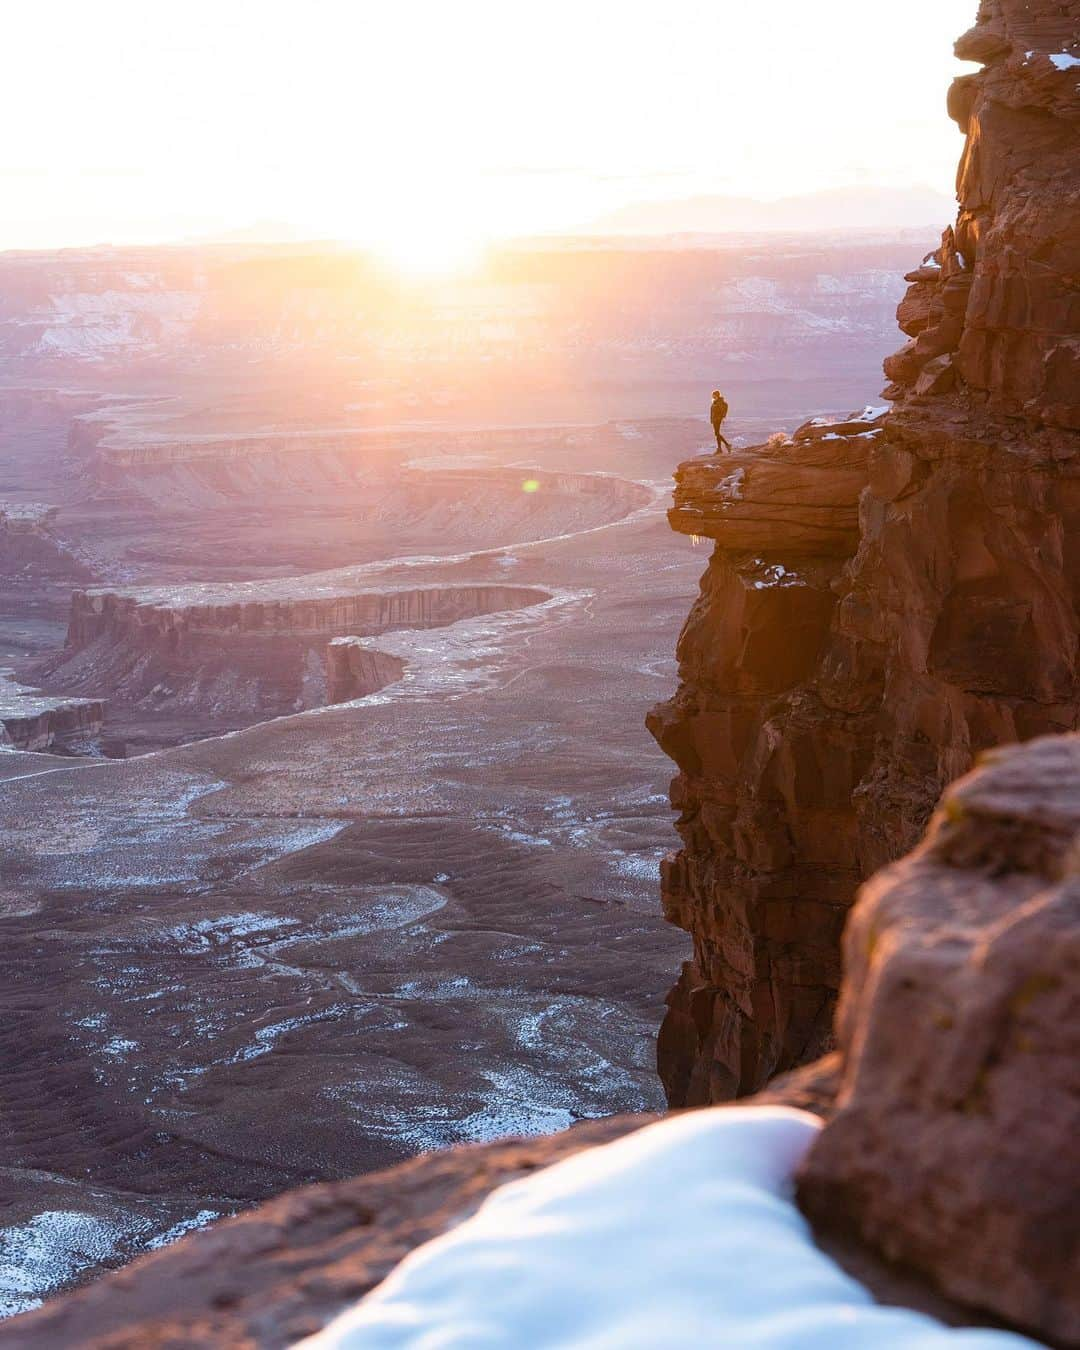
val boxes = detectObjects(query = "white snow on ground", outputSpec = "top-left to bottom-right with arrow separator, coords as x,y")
299,1107 -> 1044,1350
145,1209 -> 221,1251
0,1211 -> 127,1318
715,466 -> 745,501
753,563 -> 800,590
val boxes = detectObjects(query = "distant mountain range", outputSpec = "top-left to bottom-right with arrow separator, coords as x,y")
588,185 -> 954,235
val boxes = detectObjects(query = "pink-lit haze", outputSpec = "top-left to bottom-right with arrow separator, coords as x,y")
4,0 -> 977,268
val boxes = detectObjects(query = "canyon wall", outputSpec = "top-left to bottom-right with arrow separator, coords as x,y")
64,582 -> 551,651
325,638 -> 406,704
0,671 -> 104,752
0,502 -> 91,581
36,583 -> 551,727
648,0 -> 1080,1103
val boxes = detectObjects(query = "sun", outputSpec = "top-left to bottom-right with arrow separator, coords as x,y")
371,219 -> 490,278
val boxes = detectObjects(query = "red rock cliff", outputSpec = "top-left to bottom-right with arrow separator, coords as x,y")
648,0 -> 1080,1104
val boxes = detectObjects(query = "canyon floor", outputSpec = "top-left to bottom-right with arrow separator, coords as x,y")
1,406 -> 712,1313
0,234 -> 917,1314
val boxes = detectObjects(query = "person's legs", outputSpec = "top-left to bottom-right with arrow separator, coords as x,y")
713,425 -> 723,451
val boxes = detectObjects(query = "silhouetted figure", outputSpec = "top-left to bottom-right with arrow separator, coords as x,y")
710,390 -> 732,452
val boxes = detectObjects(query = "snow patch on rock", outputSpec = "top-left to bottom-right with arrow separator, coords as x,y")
299,1107 -> 1043,1349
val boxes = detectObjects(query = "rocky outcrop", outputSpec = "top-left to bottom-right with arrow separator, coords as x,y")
0,1067 -> 836,1349
0,1120 -> 647,1349
884,2 -> 1080,427
0,503 -> 92,581
325,638 -> 406,704
647,0 -> 1080,1104
0,670 -> 104,752
645,413 -> 883,1102
667,407 -> 883,553
35,583 -> 551,730
798,735 -> 1080,1345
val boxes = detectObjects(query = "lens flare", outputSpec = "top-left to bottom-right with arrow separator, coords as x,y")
521,479 -> 541,493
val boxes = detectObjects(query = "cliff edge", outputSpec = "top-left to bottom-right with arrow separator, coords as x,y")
647,0 -> 1080,1103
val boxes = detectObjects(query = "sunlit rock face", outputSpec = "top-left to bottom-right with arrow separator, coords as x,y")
798,735 -> 1080,1346
648,0 -> 1080,1104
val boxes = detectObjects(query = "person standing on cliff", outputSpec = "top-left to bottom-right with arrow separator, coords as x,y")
710,390 -> 732,452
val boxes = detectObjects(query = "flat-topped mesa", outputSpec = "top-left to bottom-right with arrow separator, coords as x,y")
38,582 -> 552,734
65,583 -> 551,651
0,671 -> 104,752
649,0 -> 1079,1108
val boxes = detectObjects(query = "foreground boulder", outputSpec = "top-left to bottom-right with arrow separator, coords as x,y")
798,735 -> 1080,1345
647,0 -> 1080,1104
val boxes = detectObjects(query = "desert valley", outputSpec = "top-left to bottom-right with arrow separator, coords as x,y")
0,0 -> 1077,1345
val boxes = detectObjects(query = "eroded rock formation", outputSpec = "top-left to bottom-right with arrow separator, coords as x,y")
33,583 -> 551,731
0,503 -> 92,581
798,735 -> 1080,1344
0,670 -> 105,752
648,0 -> 1080,1103
326,638 -> 406,704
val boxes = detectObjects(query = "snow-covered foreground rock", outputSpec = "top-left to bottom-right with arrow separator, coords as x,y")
300,1106 -> 1042,1350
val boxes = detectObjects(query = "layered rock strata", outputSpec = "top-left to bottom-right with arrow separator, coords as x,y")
64,582 -> 551,651
0,671 -> 104,752
648,0 -> 1080,1104
325,639 -> 406,704
36,583 -> 551,723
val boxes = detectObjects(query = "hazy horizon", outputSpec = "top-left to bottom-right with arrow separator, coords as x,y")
5,0 -> 976,269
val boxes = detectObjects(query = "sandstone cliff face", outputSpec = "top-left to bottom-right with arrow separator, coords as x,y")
0,671 -> 104,751
648,0 -> 1080,1103
799,735 -> 1079,1344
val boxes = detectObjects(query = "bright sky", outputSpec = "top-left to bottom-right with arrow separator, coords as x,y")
3,0 -> 977,266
